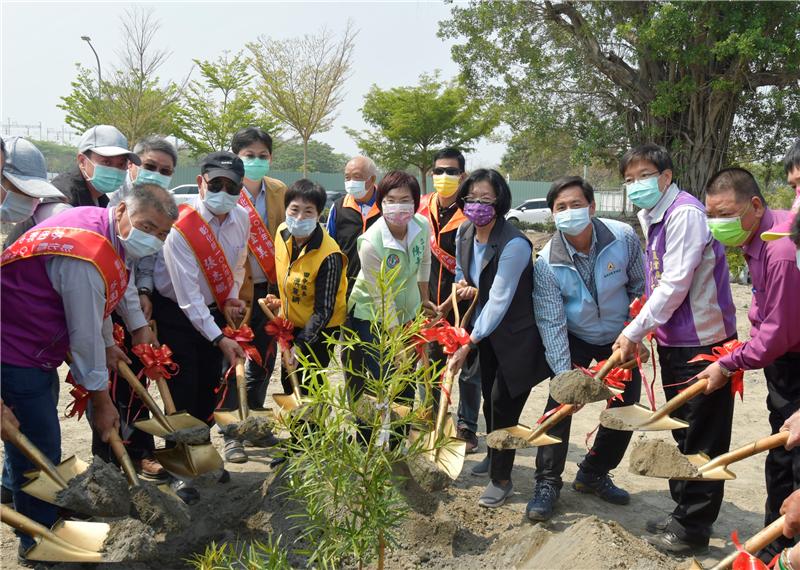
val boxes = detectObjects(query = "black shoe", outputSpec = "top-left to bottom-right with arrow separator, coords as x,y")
572,470 -> 630,505
646,531 -> 709,555
526,480 -> 561,521
1,485 -> 13,505
456,427 -> 479,454
646,514 -> 672,534
170,479 -> 200,505
217,469 -> 231,484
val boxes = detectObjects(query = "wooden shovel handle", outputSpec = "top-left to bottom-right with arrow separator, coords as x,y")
257,298 -> 303,400
711,515 -> 785,570
107,432 -> 140,488
117,362 -> 173,431
234,358 -> 250,418
1,504 -> 63,544
701,432 -> 789,474
450,284 -> 479,329
593,350 -> 624,382
651,378 -> 708,421
4,423 -> 68,488
529,404 -> 576,441
145,321 -> 177,415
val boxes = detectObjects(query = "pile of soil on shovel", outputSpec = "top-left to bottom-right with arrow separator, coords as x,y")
600,409 -> 633,431
407,454 -> 451,492
486,428 -> 533,450
629,439 -> 700,479
220,416 -> 273,441
131,483 -> 191,532
164,425 -> 210,445
55,457 -> 130,517
102,518 -> 158,562
550,369 -> 611,404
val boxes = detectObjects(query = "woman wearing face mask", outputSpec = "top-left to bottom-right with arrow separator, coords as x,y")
447,168 -> 552,509
263,179 -> 347,396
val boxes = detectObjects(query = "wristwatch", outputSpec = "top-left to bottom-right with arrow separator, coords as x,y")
137,287 -> 152,297
718,363 -> 735,378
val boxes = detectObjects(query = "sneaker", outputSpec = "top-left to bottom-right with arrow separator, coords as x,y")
170,479 -> 200,505
457,427 -> 479,454
135,456 -> 167,481
223,439 -> 248,464
646,514 -> 673,534
572,470 -> 630,505
478,480 -> 514,508
646,531 -> 709,555
470,454 -> 490,476
1,485 -> 13,505
526,480 -> 560,521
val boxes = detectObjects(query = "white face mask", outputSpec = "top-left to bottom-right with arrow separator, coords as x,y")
203,187 -> 240,215
345,179 -> 368,199
118,208 -> 164,259
0,186 -> 38,223
382,203 -> 415,226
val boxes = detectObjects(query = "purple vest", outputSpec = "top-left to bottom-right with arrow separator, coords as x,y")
1,207 -> 126,370
645,191 -> 736,347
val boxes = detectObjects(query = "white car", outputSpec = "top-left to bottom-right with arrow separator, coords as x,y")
505,198 -> 552,225
170,184 -> 198,207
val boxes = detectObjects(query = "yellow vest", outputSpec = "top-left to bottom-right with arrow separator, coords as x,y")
275,223 -> 348,329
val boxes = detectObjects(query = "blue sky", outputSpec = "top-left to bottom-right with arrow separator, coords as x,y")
1,0 -> 506,169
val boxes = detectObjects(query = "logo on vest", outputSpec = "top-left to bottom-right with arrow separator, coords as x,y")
386,253 -> 400,269
604,261 -> 621,278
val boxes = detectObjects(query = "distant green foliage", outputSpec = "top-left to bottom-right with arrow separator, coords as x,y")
271,139 -> 349,173
30,140 -> 78,174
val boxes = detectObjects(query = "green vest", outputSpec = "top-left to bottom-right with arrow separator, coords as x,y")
349,214 -> 428,324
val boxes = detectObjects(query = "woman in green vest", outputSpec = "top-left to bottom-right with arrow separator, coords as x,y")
264,179 -> 348,396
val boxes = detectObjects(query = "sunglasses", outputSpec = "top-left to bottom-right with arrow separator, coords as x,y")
464,197 -> 496,205
432,167 -> 462,176
207,178 -> 241,196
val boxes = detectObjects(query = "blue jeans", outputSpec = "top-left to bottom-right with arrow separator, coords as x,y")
1,364 -> 61,549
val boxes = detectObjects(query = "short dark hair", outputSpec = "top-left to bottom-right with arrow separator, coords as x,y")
619,143 -> 674,177
133,135 -> 177,167
783,139 -> 800,176
705,167 -> 766,203
231,127 -> 273,155
546,176 -> 595,211
284,178 -> 326,213
376,170 -> 421,212
456,168 -> 513,218
433,147 -> 465,172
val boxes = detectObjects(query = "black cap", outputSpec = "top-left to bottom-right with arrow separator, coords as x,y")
200,151 -> 245,185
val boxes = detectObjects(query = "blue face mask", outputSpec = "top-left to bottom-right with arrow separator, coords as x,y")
118,208 -> 165,259
135,168 -> 172,190
285,214 -> 318,238
86,162 -> 127,194
626,176 -> 662,209
242,157 -> 270,181
554,206 -> 591,236
203,187 -> 241,215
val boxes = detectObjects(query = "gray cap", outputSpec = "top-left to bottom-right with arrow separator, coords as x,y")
2,137 -> 65,199
78,125 -> 141,165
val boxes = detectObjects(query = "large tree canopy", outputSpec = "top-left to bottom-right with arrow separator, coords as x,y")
441,1 -> 800,195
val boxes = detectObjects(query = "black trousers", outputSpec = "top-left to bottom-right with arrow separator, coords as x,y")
535,334 -> 642,487
659,337 -> 736,544
152,292 -> 226,426
90,314 -> 155,462
760,352 -> 800,560
478,338 -> 532,482
279,327 -> 337,396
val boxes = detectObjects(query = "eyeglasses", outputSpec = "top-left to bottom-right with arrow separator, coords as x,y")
432,167 -> 462,176
464,197 -> 496,205
624,171 -> 659,184
207,178 -> 241,196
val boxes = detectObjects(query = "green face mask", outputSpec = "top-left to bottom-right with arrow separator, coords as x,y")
242,157 -> 270,180
707,203 -> 754,246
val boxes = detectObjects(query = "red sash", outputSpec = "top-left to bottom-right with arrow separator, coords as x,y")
172,205 -> 235,308
419,193 -> 464,275
238,191 -> 277,283
1,227 -> 128,317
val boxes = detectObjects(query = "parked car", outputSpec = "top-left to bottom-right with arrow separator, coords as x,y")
170,184 -> 198,207
325,191 -> 344,208
505,198 -> 552,225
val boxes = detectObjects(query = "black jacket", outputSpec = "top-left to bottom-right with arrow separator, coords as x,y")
51,166 -> 108,208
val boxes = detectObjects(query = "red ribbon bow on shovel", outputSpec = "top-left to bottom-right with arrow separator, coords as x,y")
730,530 -> 776,569
132,344 -> 180,380
418,320 -> 471,355
222,324 -> 263,366
687,339 -> 745,400
64,372 -> 91,420
264,317 -> 295,352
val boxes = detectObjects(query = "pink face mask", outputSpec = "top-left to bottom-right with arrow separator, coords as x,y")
382,203 -> 415,226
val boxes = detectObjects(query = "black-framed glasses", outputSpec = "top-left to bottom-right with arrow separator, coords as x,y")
432,167 -> 462,176
464,197 -> 496,205
207,178 -> 241,196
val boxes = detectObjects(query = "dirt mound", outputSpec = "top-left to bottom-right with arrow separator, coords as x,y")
55,457 -> 130,517
219,416 -> 274,441
629,439 -> 700,479
131,483 -> 191,532
550,369 -> 613,404
486,429 -> 532,449
164,425 -> 210,445
102,518 -> 158,562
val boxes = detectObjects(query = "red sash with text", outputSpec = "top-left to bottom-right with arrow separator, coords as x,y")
1,227 -> 128,317
238,191 -> 277,283
173,205 -> 234,308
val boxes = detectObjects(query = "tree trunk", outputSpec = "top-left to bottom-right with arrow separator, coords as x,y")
302,137 -> 309,177
419,167 -> 427,194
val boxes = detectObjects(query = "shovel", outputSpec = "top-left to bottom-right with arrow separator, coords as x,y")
213,357 -> 275,426
4,423 -> 88,505
599,378 -> 707,431
117,362 -> 223,479
1,505 -> 108,563
487,404 -> 577,449
692,515 -> 785,570
550,349 -> 627,405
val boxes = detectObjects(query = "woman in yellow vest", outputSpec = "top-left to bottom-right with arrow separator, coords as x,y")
265,179 -> 348,395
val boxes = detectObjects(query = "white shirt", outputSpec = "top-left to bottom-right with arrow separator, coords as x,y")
623,183 -> 713,343
154,195 -> 250,341
244,180 -> 269,284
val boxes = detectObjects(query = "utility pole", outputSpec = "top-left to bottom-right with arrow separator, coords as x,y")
81,36 -> 102,98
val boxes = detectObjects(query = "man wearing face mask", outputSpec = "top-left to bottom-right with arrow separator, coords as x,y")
612,144 -> 737,555
0,183 -> 176,562
528,176 -> 645,521
700,165 -> 800,562
152,152 -> 248,498
51,125 -> 139,207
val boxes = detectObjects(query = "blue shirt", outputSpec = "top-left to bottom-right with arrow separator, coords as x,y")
246,181 -> 269,283
325,193 -> 376,239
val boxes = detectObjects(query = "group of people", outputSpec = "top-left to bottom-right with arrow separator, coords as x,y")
0,122 -> 799,566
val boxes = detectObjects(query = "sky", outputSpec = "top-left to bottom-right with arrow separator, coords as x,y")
0,0 -> 506,170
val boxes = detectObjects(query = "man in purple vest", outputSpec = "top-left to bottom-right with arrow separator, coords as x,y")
612,143 -> 737,555
0,183 -> 176,562
701,164 -> 800,562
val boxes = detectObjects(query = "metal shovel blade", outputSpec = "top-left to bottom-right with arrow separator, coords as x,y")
155,443 -> 222,479
273,393 -> 303,413
20,455 -> 89,504
48,519 -> 109,552
213,409 -> 245,427
135,411 -> 208,437
418,417 -> 466,480
599,404 -> 689,431
508,424 -> 562,447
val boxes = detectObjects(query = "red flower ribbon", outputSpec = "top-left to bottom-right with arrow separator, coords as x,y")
264,317 -> 295,353
64,372 -> 90,420
418,320 -> 471,355
577,361 -> 632,392
730,530 -> 776,569
687,339 -> 745,400
113,323 -> 126,351
223,324 -> 263,366
132,344 -> 180,380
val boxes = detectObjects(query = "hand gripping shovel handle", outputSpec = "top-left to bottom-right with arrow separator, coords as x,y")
117,361 -> 173,432
234,358 -> 250,418
594,349 -> 624,382
4,423 -> 68,488
701,432 -> 789,475
650,377 -> 709,422
145,321 -> 177,415
712,515 -> 786,570
107,432 -> 141,488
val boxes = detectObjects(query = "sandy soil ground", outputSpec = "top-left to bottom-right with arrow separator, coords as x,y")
1,281 -> 775,569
